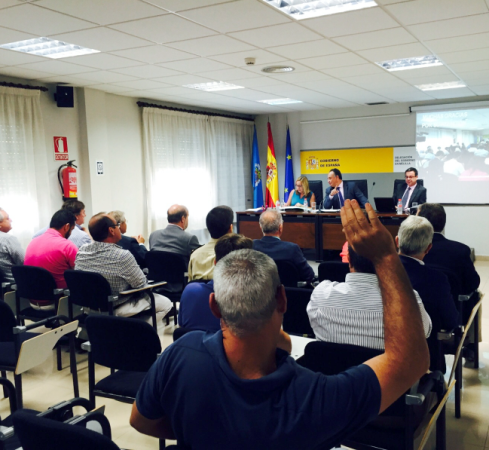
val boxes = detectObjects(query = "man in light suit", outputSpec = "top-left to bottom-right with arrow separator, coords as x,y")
149,205 -> 200,263
252,209 -> 315,282
392,167 -> 427,212
324,168 -> 368,209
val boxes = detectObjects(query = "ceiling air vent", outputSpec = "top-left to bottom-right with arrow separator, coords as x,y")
366,102 -> 389,106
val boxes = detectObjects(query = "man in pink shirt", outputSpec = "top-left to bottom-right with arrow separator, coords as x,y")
25,210 -> 78,309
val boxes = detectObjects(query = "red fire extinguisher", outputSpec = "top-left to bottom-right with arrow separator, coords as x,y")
58,160 -> 78,201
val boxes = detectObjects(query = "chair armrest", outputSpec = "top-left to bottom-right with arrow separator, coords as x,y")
64,289 -> 70,296
108,295 -> 119,303
13,314 -> 72,333
405,372 -> 442,405
119,281 -> 167,296
1,281 -> 13,290
0,426 -> 14,441
458,290 -> 476,302
54,288 -> 64,295
38,397 -> 94,419
81,341 -> 91,352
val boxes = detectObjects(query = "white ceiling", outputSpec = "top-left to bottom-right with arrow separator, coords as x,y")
1,0 -> 489,114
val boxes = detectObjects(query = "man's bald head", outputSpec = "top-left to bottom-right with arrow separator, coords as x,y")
167,204 -> 188,224
259,209 -> 283,236
89,213 -> 121,243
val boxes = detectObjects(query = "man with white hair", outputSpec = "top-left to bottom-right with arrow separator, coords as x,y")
130,200 -> 430,449
397,215 -> 459,371
253,208 -> 314,282
0,208 -> 24,283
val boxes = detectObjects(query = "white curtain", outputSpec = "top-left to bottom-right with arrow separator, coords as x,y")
142,108 -> 253,239
0,87 -> 50,248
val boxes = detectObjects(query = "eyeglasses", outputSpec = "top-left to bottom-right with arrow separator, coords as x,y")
109,222 -> 120,229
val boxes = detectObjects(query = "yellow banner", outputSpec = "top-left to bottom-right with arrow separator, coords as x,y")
301,148 -> 394,174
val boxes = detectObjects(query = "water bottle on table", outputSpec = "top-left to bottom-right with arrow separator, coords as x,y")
396,199 -> 403,215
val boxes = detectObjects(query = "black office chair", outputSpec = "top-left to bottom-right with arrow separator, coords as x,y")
11,265 -> 64,325
275,260 -> 300,288
298,341 -> 451,450
308,180 -> 323,207
0,377 -> 19,450
13,410 -> 118,450
145,251 -> 187,324
173,326 -> 194,342
0,301 -> 79,408
318,261 -> 350,283
64,269 -> 160,331
348,179 -> 368,200
283,287 -> 315,338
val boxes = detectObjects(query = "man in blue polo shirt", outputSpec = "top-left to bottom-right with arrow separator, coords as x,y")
130,200 -> 430,450
178,233 -> 253,332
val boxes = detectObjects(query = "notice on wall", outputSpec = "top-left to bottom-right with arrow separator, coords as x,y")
54,136 -> 68,161
96,161 -> 104,175
300,146 -> 417,174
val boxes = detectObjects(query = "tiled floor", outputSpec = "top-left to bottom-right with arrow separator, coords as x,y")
1,261 -> 488,449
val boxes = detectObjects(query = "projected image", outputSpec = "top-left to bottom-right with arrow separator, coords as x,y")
416,108 -> 489,203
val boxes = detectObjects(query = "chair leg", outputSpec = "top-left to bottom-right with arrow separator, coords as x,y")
14,374 -> 22,410
159,438 -> 166,449
474,310 -> 480,369
174,302 -> 177,325
455,357 -> 462,418
1,371 -> 7,398
56,346 -> 63,371
88,355 -> 96,407
69,334 -> 79,398
436,404 -> 447,450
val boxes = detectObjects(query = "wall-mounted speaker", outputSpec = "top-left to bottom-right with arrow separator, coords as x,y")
55,86 -> 74,108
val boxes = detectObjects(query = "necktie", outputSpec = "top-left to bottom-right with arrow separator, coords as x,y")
337,187 -> 344,207
401,187 -> 410,210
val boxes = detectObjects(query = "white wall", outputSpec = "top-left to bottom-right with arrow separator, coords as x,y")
257,101 -> 489,257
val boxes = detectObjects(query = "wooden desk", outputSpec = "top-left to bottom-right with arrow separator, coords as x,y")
236,210 -> 408,261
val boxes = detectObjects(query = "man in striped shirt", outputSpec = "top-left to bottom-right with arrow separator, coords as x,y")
307,245 -> 432,350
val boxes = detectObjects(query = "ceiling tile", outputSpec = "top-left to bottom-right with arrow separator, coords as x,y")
69,70 -> 138,83
428,87 -> 476,99
150,86 -> 215,96
110,14 -> 217,44
158,58 -> 232,73
90,84 -> 136,93
0,48 -> 46,65
299,53 -> 367,70
0,26 -> 36,46
0,0 -> 19,8
210,49 -> 285,67
229,23 -> 323,48
233,77 -> 289,88
357,42 -> 432,62
375,86 -> 434,102
345,73 -> 411,89
142,0 -> 234,12
407,13 -> 489,40
397,72 -> 460,85
150,74 -> 215,86
38,74 -> 102,86
268,39 -> 346,60
267,70 -> 331,84
390,64 -> 455,79
439,47 -> 489,64
302,7 -> 400,38
63,53 -> 144,70
49,27 -> 152,52
198,67 -> 260,81
426,32 -> 489,53
214,88 -> 280,101
333,27 -> 417,51
179,0 -> 290,33
110,45 -> 195,64
451,60 -> 489,73
242,60 -> 311,75
470,84 -> 489,95
113,79 -> 172,90
321,63 -> 385,78
166,35 -> 256,57
15,60 -> 95,76
385,0 -> 488,26
40,0 -> 167,25
0,4 -> 96,35
0,66 -> 55,79
111,65 -> 184,78
376,0 -> 413,4
455,69 -> 489,84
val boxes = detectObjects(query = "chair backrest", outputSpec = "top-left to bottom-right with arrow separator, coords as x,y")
283,287 -> 315,338
0,301 -> 16,342
64,270 -> 113,311
85,315 -> 161,371
348,179 -> 368,200
275,260 -> 300,288
299,340 -> 382,375
318,261 -> 350,283
13,410 -> 120,450
425,264 -> 461,310
11,265 -> 57,301
393,178 -> 424,197
173,326 -> 194,342
145,251 -> 187,284
308,180 -> 323,207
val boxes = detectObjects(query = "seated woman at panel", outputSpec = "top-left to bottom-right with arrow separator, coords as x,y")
286,176 -> 316,207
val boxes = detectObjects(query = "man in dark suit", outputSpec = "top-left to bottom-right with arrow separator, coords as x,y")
417,203 -> 479,294
397,215 -> 459,372
324,168 -> 368,209
109,211 -> 147,268
149,204 -> 200,264
252,209 -> 315,282
392,167 -> 427,212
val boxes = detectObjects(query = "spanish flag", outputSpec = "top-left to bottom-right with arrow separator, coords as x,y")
265,122 -> 279,207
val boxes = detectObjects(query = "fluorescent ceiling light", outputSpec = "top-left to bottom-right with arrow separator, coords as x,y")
183,81 -> 244,92
262,0 -> 377,19
376,55 -> 442,72
258,98 -> 303,105
0,37 -> 99,59
415,81 -> 466,91
262,66 -> 295,73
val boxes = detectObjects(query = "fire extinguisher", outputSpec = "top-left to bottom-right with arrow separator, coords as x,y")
58,160 -> 78,201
